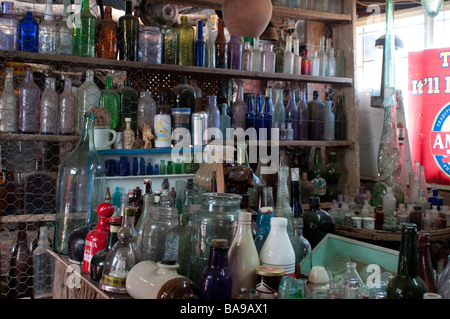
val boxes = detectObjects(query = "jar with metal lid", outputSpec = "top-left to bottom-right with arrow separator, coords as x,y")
255,265 -> 285,299
172,108 -> 191,146
138,25 -> 162,63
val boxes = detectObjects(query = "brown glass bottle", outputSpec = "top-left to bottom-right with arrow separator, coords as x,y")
375,205 -> 384,230
227,143 -> 254,210
215,17 -> 228,69
96,6 -> 117,59
0,171 -> 23,216
118,0 -> 139,61
8,223 -> 33,299
418,232 -> 437,293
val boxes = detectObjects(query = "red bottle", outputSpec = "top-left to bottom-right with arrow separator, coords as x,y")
82,203 -> 115,273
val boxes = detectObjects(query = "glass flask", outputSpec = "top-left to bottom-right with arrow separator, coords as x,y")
138,25 -> 162,63
72,0 -> 97,57
56,1 -> 73,55
215,17 -> 228,69
163,21 -> 178,64
339,262 -> 365,298
194,20 -> 206,67
231,79 -> 247,130
118,79 -> 139,131
275,166 -> 294,235
100,213 -> 142,294
18,11 -> 39,52
137,91 -> 157,132
53,113 -> 106,255
33,226 -> 54,299
285,88 -> 299,140
273,89 -> 286,129
283,35 -> 294,74
228,35 -> 243,70
290,217 -> 312,278
307,90 -> 325,140
40,77 -> 59,134
176,15 -> 194,66
261,43 -> 276,73
0,67 -> 17,132
17,67 -> 40,133
58,77 -> 76,135
0,1 -> 19,50
242,41 -> 253,71
190,193 -> 242,285
100,76 -> 120,130
205,95 -> 220,130
118,0 -> 139,61
38,0 -> 57,54
297,88 -> 308,140
96,6 -> 117,59
76,70 -> 101,134
301,197 -> 335,248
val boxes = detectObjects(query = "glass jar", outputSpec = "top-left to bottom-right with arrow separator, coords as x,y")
138,26 -> 162,64
0,1 -> 19,50
190,193 -> 242,285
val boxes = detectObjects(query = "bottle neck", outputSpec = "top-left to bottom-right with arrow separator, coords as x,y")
197,21 -> 204,40
4,69 -> 14,91
236,144 -> 247,166
237,81 -> 244,102
208,247 -> 229,268
398,225 -> 420,278
44,0 -> 53,20
107,223 -> 121,249
124,1 -> 132,15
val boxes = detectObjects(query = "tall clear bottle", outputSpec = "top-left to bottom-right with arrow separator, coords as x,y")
283,35 -> 294,74
273,88 -> 286,129
242,41 -> 253,71
58,77 -> 76,135
100,76 -> 120,130
56,0 -> 73,55
0,67 -> 17,132
118,0 -> 139,61
231,80 -> 247,130
53,113 -> 106,255
285,88 -> 299,140
176,15 -> 194,66
33,226 -> 54,299
18,11 -> 39,52
252,38 -> 261,72
205,17 -> 215,68
254,186 -> 274,253
318,36 -> 328,76
261,43 -> 276,73
38,0 -> 57,54
40,77 -> 59,135
18,67 -> 40,134
297,88 -> 309,140
76,70 -> 101,134
220,103 -> 231,141
0,1 -> 19,50
275,166 -> 294,235
328,47 -> 337,77
205,95 -> 220,130
293,38 -> 302,75
215,17 -> 228,69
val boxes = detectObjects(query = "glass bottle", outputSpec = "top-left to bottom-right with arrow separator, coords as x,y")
254,187 -> 274,254
117,0 -> 139,61
176,15 -> 194,66
72,0 -> 97,57
418,232 -> 437,293
172,76 -> 196,114
242,41 -> 253,71
263,95 -> 273,141
285,88 -> 299,140
318,36 -> 328,76
328,47 -> 337,77
297,88 -> 309,140
311,51 -> 320,76
255,94 -> 264,139
119,79 -> 139,131
53,113 -> 106,255
194,20 -> 206,67
0,67 -> 17,132
386,223 -> 428,299
228,35 -> 243,70
293,38 -> 302,75
324,152 -> 342,202
8,223 -> 33,299
260,217 -> 296,276
309,147 -> 325,181
301,197 -> 335,248
38,0 -> 57,54
96,6 -> 117,59
274,43 -> 285,73
339,261 -> 365,298
273,89 -> 286,130
137,91 -> 156,133
56,0 -> 73,55
231,80 -> 247,130
205,17 -> 215,68
215,17 -> 228,69
334,95 -> 346,140
100,213 -> 142,294
100,76 -> 120,130
220,103 -> 231,141
301,49 -> 312,75
58,77 -> 76,135
90,215 -> 122,282
336,49 -> 346,77
291,168 -> 304,217
17,67 -> 40,134
290,217 -> 312,279
0,1 -> 18,50
307,90 -> 325,140
122,117 -> 135,149
252,37 -> 261,72
76,70 -> 101,134
228,211 -> 260,299
261,43 -> 276,73
18,11 -> 39,52
300,172 -> 315,204
138,25 -> 162,63
40,77 -> 59,135
283,35 -> 294,74
245,94 -> 256,131
163,21 -> 178,65
275,166 -> 294,236
323,100 -> 335,140
200,239 -> 233,299
205,95 -> 220,131
437,254 -> 450,298
33,226 -> 54,299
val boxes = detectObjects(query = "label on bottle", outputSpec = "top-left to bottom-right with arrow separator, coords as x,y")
290,168 -> 300,182
101,273 -> 127,289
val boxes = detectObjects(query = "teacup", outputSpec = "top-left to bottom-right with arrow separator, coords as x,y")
94,126 -> 117,150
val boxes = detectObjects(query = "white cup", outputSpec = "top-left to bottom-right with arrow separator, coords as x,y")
94,126 -> 117,150
114,132 -> 123,149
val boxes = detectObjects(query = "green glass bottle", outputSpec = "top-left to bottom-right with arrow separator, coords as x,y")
323,152 -> 342,202
386,223 -> 428,299
100,76 -> 120,130
309,147 -> 326,199
118,0 -> 139,61
118,80 -> 139,132
163,20 -> 178,65
72,0 -> 97,57
176,15 -> 194,66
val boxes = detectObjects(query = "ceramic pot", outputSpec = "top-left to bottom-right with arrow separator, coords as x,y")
126,259 -> 200,299
222,0 -> 273,38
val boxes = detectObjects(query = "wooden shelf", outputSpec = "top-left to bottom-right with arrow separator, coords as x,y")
0,214 -> 55,224
105,173 -> 195,180
0,132 -> 80,143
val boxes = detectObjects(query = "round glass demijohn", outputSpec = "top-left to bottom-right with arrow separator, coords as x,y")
190,192 -> 242,284
53,112 -> 106,255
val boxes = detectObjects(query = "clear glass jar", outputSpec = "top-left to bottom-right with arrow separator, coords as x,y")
0,1 -> 19,50
190,193 -> 242,285
18,67 -> 40,133
261,43 -> 276,73
138,26 -> 162,63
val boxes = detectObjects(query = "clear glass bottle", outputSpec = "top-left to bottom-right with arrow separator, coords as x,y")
275,166 -> 294,235
17,67 -> 40,134
273,88 -> 286,130
117,0 -> 139,61
205,95 -> 220,130
328,47 -> 337,77
290,217 -> 312,279
138,26 -> 162,63
137,91 -> 156,133
261,43 -> 276,73
231,80 -> 247,130
339,262 -> 365,298
163,21 -> 178,65
0,67 -> 17,132
283,35 -> 294,74
194,20 -> 206,67
76,70 -> 101,134
53,113 -> 106,255
38,0 -> 57,54
0,1 -> 19,50
252,37 -> 261,72
285,88 -> 299,140
119,79 -> 139,132
100,76 -> 120,130
297,88 -> 308,140
176,15 -> 194,66
242,41 -> 253,71
318,36 -> 328,76
215,17 -> 228,69
18,11 -> 39,52
33,226 -> 54,299
293,38 -> 302,75
336,49 -> 346,77
40,77 -> 58,135
96,6 -> 117,59
58,77 -> 76,135
220,103 -> 231,141
56,1 -> 73,55
311,51 -> 320,76
228,35 -> 243,70
205,17 -> 215,68
323,100 -> 335,140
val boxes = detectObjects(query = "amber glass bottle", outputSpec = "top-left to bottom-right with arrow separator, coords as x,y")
215,17 -> 228,69
417,232 -> 437,293
96,6 -> 117,59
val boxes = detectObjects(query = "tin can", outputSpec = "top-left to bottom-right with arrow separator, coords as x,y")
172,108 -> 191,146
191,112 -> 208,146
154,114 -> 171,148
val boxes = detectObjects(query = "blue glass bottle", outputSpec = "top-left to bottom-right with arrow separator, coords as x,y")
18,11 -> 39,52
254,208 -> 274,254
154,164 -> 159,175
132,157 -> 138,175
112,187 -> 122,209
146,162 -> 153,175
255,94 -> 264,140
263,96 -> 273,140
194,20 -> 205,67
245,94 -> 256,131
139,157 -> 146,176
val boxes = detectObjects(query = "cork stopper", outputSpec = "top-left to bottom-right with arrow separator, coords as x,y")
211,239 -> 229,249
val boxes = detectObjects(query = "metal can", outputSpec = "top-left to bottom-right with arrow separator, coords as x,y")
154,114 -> 171,148
172,108 -> 191,146
191,112 -> 208,146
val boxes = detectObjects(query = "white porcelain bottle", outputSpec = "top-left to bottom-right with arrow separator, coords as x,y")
259,217 -> 296,276
228,211 -> 260,299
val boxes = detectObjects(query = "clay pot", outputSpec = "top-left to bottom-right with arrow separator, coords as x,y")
222,0 -> 273,38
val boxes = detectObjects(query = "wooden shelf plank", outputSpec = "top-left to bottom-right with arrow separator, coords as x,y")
0,214 -> 55,224
0,132 -> 80,143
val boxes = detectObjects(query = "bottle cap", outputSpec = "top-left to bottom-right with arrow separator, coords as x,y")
97,202 -> 115,218
211,239 -> 228,249
238,211 -> 252,222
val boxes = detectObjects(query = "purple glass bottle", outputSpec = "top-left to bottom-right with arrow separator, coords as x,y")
227,35 -> 243,70
285,88 -> 299,140
18,68 -> 40,133
200,239 -> 232,299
